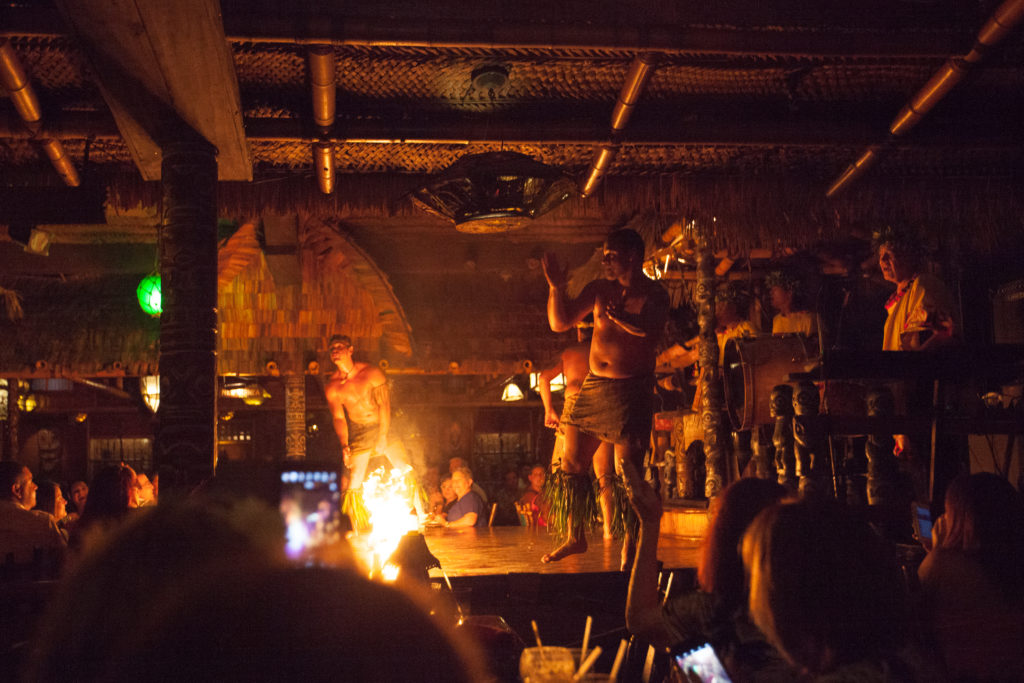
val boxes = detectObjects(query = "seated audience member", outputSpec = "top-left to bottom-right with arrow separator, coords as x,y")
65,481 -> 87,524
917,473 -> 1024,682
134,473 -> 157,507
742,499 -> 921,682
448,457 -> 488,503
67,480 -> 88,519
439,476 -> 458,516
491,469 -> 521,526
423,465 -> 443,514
32,480 -> 71,541
446,467 -> 487,528
25,501 -> 488,682
517,465 -> 549,528
0,461 -> 66,565
70,463 -> 138,551
623,466 -> 796,681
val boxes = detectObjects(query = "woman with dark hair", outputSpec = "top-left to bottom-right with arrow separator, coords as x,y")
742,499 -> 918,681
32,480 -> 70,540
624,463 -> 796,681
918,473 -> 1024,681
70,464 -> 138,550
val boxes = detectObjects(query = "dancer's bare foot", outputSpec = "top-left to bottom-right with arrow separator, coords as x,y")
542,536 -> 587,563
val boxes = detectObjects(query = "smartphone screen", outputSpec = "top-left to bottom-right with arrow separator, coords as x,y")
279,464 -> 343,561
674,643 -> 733,683
912,503 -> 932,545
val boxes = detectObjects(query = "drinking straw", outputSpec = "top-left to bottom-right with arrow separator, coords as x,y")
609,639 -> 628,681
580,615 -> 593,666
662,571 -> 675,605
531,620 -> 543,648
572,646 -> 602,681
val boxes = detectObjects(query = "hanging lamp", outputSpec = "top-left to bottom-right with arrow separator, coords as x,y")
136,273 -> 162,317
408,151 -> 578,234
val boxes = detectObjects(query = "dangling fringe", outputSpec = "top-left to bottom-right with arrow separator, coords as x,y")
597,474 -> 638,540
616,476 -> 639,538
342,489 -> 369,531
542,470 -> 599,540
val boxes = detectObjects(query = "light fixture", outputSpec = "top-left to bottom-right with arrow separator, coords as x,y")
223,379 -> 272,406
408,152 -> 578,233
74,413 -> 88,423
136,273 -> 162,317
501,379 -> 525,402
26,228 -> 52,255
528,372 -> 566,393
8,225 -> 52,256
140,375 -> 160,413
471,64 -> 509,92
243,387 -> 271,406
18,393 -> 38,412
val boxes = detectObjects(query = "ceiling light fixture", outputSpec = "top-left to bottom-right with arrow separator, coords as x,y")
137,272 -> 162,317
501,378 -> 525,402
409,152 -> 578,234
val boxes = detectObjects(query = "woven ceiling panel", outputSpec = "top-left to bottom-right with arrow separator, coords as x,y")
6,37 -> 91,91
244,140 -> 1022,178
231,44 -> 962,108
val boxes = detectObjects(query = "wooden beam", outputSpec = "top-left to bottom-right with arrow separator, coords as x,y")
0,243 -> 156,276
4,110 -> 1021,149
55,0 -> 251,181
218,13 -> 970,59
3,3 -> 975,58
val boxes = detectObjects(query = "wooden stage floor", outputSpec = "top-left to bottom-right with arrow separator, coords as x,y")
416,526 -> 701,577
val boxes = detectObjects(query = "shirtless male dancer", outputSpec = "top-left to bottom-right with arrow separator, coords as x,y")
325,334 -> 409,490
538,320 -> 617,540
542,228 -> 668,567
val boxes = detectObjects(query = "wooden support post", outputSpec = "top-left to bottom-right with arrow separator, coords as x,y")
155,138 -> 218,498
865,386 -> 899,506
696,238 -> 725,499
4,379 -> 18,461
285,374 -> 306,460
841,436 -> 867,504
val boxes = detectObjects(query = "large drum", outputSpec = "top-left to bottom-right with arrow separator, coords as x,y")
723,335 -> 818,431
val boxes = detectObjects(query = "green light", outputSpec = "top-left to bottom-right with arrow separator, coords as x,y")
136,273 -> 162,316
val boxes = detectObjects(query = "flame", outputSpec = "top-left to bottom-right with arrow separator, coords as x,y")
362,464 -> 420,579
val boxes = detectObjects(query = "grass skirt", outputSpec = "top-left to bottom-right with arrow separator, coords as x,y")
542,470 -> 636,540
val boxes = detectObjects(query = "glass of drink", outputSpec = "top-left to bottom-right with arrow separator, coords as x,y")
519,646 -> 576,682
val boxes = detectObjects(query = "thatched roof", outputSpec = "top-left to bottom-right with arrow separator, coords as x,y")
3,0 -> 1024,376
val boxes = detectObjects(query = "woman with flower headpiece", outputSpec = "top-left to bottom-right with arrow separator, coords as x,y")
874,225 -> 957,352
766,270 -> 817,338
874,224 -> 959,474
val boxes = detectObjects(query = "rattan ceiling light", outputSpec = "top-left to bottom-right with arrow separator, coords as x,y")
408,152 -> 578,233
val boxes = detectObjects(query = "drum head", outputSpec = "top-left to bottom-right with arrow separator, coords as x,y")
722,335 -> 816,431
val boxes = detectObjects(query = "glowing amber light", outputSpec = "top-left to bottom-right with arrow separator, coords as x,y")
140,375 -> 160,413
501,381 -> 524,401
362,464 -> 419,580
